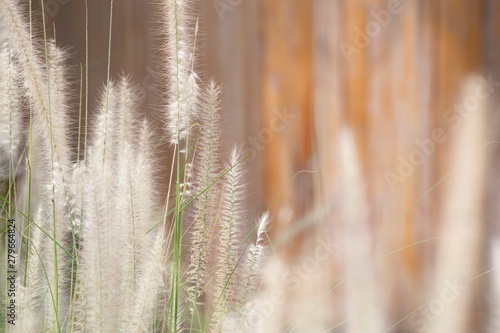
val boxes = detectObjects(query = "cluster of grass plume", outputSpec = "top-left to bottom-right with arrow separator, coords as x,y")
0,0 -> 269,332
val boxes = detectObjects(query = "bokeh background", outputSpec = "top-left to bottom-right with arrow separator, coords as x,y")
29,0 -> 500,332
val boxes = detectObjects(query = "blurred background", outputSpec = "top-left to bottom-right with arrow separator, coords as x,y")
30,0 -> 500,332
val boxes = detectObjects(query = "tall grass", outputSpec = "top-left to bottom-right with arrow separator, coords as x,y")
0,0 -> 269,332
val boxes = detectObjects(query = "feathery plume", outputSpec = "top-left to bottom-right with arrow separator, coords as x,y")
17,208 -> 43,332
159,0 -> 201,145
0,0 -> 72,183
115,77 -> 141,153
117,119 -> 161,328
339,128 -> 383,333
0,31 -> 22,179
122,233 -> 169,333
73,82 -> 122,332
211,147 -> 246,331
428,75 -> 486,333
20,40 -> 73,333
235,212 -> 270,333
187,81 -> 222,312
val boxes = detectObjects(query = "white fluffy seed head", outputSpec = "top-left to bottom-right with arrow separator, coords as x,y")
256,212 -> 270,245
0,30 -> 23,181
159,0 -> 201,145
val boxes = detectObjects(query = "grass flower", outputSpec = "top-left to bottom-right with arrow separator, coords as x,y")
0,1 -> 270,332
